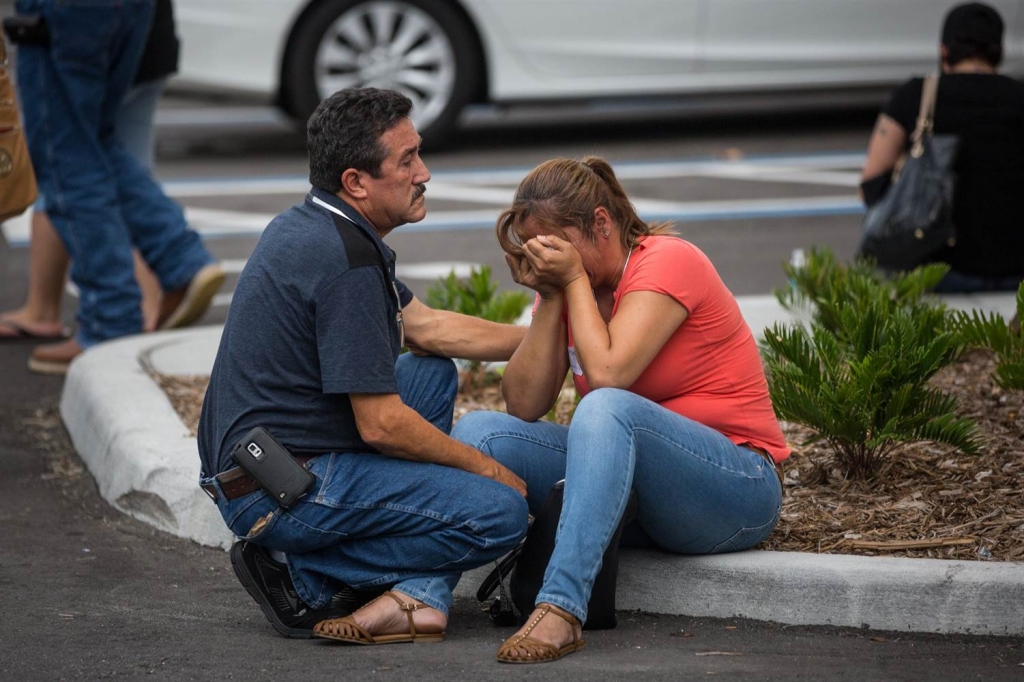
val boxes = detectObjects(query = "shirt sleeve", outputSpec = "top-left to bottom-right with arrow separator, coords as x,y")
620,239 -> 710,315
314,267 -> 399,395
395,277 -> 414,307
882,78 -> 921,134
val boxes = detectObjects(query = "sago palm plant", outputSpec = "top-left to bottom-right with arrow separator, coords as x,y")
950,282 -> 1024,390
777,247 -> 949,338
763,296 -> 984,479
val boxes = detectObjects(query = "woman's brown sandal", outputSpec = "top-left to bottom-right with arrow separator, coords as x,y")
313,591 -> 445,645
496,603 -> 586,664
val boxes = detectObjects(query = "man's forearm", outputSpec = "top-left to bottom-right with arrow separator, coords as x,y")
422,310 -> 526,361
359,398 -> 499,477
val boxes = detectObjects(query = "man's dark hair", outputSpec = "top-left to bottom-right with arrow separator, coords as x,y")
307,88 -> 413,193
941,2 -> 1004,68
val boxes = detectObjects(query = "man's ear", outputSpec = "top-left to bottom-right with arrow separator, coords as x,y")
340,168 -> 368,199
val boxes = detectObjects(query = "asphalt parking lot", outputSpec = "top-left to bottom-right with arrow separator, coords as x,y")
3,98 -> 1023,680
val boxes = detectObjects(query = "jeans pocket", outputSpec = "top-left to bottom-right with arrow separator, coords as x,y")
709,509 -> 781,554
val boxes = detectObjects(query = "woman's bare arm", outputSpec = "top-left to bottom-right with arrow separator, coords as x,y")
861,114 -> 908,185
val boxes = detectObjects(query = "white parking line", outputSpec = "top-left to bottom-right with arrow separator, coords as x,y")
156,152 -> 866,199
3,194 -> 863,247
64,259 -> 484,309
1,151 -> 867,247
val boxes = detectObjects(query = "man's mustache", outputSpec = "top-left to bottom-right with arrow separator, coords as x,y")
412,184 -> 427,201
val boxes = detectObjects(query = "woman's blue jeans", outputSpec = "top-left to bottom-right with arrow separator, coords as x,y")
451,388 -> 783,623
202,355 -> 529,616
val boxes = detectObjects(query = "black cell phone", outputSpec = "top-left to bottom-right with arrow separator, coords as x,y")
231,427 -> 315,508
3,15 -> 50,46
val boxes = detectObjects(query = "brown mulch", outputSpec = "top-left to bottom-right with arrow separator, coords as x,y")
155,351 -> 1024,562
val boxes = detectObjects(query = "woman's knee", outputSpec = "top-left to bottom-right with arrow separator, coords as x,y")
450,411 -> 517,452
573,387 -> 637,424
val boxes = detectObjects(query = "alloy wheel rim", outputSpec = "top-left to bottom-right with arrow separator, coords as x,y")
314,1 -> 457,131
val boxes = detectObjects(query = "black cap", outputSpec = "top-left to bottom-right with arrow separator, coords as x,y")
941,3 -> 1004,49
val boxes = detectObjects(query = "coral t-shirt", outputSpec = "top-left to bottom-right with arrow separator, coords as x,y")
567,236 -> 790,462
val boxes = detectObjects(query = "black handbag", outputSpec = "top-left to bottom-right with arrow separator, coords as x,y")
857,74 -> 958,271
477,480 -> 638,631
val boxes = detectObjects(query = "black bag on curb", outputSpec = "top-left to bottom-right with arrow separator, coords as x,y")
857,74 -> 959,271
477,480 -> 638,631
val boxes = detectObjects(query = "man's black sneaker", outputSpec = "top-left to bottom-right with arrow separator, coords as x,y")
229,540 -> 383,638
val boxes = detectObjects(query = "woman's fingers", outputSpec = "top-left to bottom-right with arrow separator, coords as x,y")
505,253 -> 525,283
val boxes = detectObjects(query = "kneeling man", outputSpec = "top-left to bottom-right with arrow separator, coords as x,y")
197,88 -> 528,643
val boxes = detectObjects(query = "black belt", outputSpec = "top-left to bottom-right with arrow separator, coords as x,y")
201,455 -> 317,503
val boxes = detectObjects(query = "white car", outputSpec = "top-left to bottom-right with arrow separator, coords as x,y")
173,0 -> 1024,144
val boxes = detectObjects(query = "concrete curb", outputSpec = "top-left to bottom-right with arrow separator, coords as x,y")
58,295 -> 1024,636
61,327 -> 233,550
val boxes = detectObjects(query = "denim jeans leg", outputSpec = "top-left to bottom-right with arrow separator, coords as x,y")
386,353 -> 461,607
396,354 -> 458,434
236,452 -> 528,615
451,411 -> 569,516
16,0 -> 154,346
111,144 -> 213,292
534,388 -> 782,623
935,270 -> 1024,293
115,77 -> 169,171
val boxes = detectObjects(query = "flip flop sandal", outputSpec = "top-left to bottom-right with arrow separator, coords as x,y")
313,591 -> 445,645
496,603 -> 586,664
0,318 -> 69,341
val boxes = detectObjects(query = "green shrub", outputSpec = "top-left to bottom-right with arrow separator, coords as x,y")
764,247 -> 982,479
763,299 -> 983,479
777,247 -> 949,338
950,282 -> 1024,390
426,266 -> 530,324
426,266 -> 531,389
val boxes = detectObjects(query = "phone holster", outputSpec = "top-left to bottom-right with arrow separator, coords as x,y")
231,427 -> 315,508
3,16 -> 50,46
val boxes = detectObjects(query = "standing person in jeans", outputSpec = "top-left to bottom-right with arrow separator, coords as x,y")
451,157 -> 788,664
198,88 -> 528,642
12,0 -> 223,373
860,2 -> 1024,293
2,0 -> 191,362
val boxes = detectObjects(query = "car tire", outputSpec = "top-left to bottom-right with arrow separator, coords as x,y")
281,0 -> 482,147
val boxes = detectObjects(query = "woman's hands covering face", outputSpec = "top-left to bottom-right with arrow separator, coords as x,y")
505,235 -> 586,298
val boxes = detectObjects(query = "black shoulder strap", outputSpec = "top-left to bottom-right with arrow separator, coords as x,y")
328,212 -> 392,287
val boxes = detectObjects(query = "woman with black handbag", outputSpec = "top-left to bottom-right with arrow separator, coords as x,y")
859,2 -> 1024,292
452,156 -> 789,664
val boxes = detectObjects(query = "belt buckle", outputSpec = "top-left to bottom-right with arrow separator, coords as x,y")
201,484 -> 219,502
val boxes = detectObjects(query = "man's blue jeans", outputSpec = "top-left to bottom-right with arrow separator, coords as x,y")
203,355 -> 529,616
451,388 -> 783,623
16,0 -> 212,347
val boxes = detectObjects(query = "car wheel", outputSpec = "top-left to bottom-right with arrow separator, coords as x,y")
282,0 -> 482,147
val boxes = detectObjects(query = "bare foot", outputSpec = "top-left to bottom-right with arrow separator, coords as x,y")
349,591 -> 447,636
0,308 -> 66,339
141,294 -> 162,333
508,604 -> 578,649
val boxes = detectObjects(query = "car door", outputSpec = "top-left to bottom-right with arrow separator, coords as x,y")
702,0 -> 1022,90
474,0 -> 705,97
